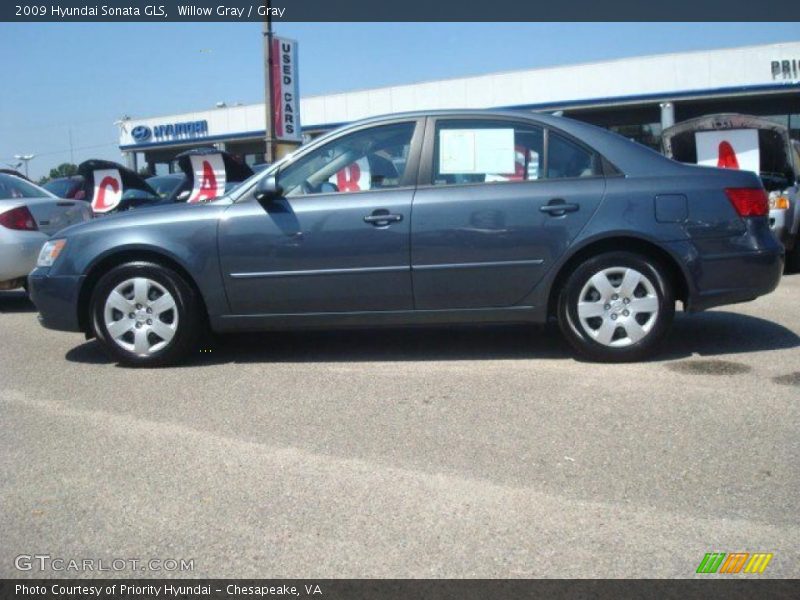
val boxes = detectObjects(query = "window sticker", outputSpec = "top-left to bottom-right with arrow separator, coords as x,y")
439,128 -> 515,175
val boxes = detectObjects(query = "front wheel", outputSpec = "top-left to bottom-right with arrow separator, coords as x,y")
557,252 -> 675,362
90,261 -> 202,367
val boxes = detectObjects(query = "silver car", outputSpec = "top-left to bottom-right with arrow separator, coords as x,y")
0,173 -> 92,290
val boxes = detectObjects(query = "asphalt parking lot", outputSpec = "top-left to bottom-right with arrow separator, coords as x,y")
1,274 -> 798,579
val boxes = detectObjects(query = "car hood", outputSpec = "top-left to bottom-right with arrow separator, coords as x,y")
54,196 -> 232,238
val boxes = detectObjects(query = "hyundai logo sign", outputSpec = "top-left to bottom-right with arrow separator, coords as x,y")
130,120 -> 209,144
131,125 -> 152,142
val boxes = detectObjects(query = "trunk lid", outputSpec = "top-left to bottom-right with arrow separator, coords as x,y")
23,197 -> 92,235
662,114 -> 796,192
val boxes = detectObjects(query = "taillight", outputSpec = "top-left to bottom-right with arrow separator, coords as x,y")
0,206 -> 38,231
724,188 -> 769,218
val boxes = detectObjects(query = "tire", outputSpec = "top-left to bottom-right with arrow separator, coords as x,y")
785,241 -> 800,274
557,251 -> 675,362
90,261 -> 203,367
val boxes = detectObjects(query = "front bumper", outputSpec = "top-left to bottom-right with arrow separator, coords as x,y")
28,268 -> 85,332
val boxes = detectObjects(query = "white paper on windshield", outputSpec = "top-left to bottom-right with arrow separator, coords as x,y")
439,128 -> 515,174
91,168 -> 122,213
695,129 -> 760,174
188,153 -> 227,203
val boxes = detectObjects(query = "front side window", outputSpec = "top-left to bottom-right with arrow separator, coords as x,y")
433,120 -> 544,186
278,122 -> 416,197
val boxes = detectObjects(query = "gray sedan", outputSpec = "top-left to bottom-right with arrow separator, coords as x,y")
0,173 -> 91,290
29,110 -> 784,366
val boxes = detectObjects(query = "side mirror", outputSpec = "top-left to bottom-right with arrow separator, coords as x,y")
176,190 -> 191,202
254,175 -> 283,203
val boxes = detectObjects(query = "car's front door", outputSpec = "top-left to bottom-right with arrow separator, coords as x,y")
219,119 -> 423,315
411,117 -> 606,310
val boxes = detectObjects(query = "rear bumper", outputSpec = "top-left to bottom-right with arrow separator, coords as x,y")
0,230 -> 47,284
28,268 -> 84,332
769,207 -> 790,247
669,239 -> 784,312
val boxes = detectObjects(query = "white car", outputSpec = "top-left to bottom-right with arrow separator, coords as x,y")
0,172 -> 92,290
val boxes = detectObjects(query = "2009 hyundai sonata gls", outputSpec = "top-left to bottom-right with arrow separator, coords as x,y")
29,110 -> 783,366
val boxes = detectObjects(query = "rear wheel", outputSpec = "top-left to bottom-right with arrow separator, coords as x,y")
90,262 -> 202,367
557,252 -> 674,362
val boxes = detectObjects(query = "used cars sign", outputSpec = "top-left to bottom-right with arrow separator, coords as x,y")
270,36 -> 301,143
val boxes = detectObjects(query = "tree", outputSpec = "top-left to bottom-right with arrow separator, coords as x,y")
47,163 -> 79,180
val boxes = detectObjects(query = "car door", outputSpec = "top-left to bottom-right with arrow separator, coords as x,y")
218,118 -> 423,314
411,117 -> 606,310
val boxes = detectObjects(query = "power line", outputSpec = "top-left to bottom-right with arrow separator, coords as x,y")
0,142 -> 118,163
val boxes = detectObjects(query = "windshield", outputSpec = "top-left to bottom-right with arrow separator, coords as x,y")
0,173 -> 52,200
43,178 -> 77,198
146,175 -> 183,199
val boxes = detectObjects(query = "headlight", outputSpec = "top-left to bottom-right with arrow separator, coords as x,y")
37,239 -> 67,267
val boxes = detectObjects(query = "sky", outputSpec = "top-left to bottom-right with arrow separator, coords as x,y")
1,22 -> 799,180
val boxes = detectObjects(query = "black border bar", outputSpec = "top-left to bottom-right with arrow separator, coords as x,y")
3,0 -> 800,22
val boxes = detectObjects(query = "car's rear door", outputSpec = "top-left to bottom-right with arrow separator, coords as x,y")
410,116 -> 606,310
218,118 -> 424,315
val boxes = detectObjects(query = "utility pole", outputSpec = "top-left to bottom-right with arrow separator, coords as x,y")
262,1 -> 276,164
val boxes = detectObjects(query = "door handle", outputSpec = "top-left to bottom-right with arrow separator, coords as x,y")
56,201 -> 75,207
364,210 -> 403,226
540,199 -> 579,216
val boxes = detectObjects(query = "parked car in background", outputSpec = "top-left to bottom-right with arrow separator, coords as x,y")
0,172 -> 91,290
76,159 -> 163,215
29,110 -> 783,366
43,175 -> 86,200
662,114 -> 800,270
161,148 -> 255,203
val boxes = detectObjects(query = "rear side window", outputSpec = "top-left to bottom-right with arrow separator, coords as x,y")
547,133 -> 601,179
432,120 -> 600,185
433,120 -> 544,186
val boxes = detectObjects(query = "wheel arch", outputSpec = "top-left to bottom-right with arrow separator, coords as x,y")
546,234 -> 691,319
77,246 -> 209,334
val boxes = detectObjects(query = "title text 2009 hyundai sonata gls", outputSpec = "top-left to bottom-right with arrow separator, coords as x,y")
29,110 -> 783,366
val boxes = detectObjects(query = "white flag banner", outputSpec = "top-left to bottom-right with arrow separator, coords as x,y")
187,153 -> 226,203
91,168 -> 123,213
696,129 -> 760,174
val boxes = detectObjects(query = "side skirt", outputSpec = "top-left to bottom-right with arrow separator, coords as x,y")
210,305 -> 544,332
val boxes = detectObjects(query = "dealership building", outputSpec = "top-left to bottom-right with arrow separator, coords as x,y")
118,41 -> 800,173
